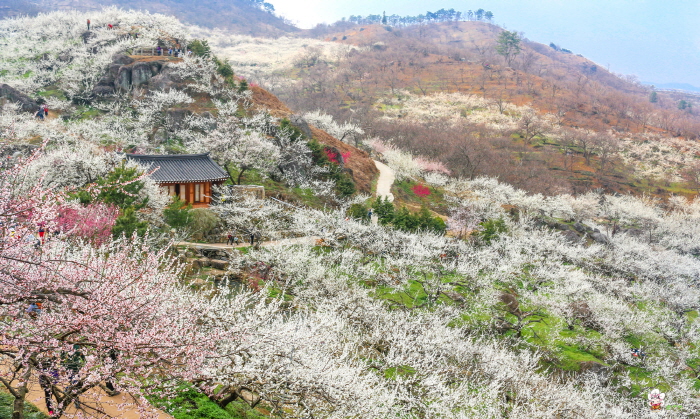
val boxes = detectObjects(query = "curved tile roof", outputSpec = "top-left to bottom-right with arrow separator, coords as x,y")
125,153 -> 228,183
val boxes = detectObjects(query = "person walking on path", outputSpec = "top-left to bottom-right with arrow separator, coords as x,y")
87,19 -> 90,31
62,344 -> 85,409
35,108 -> 44,120
43,104 -> 48,117
226,233 -> 233,245
104,349 -> 120,397
249,232 -> 255,246
38,360 -> 59,416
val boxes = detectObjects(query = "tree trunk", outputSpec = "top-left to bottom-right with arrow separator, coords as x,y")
12,385 -> 28,419
236,168 -> 247,185
224,164 -> 236,185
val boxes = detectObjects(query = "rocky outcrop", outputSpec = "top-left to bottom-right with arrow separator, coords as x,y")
131,62 -> 155,88
94,53 -> 186,97
0,84 -> 39,113
80,31 -> 96,43
149,64 -> 184,91
115,66 -> 132,92
289,114 -> 313,139
111,54 -> 134,65
92,64 -> 121,96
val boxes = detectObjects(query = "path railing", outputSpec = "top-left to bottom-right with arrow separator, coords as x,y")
131,47 -> 162,56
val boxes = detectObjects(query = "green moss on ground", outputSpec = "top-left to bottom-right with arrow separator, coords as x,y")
148,384 -> 269,419
0,391 -> 47,419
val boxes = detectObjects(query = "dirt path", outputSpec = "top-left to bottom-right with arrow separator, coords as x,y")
372,160 -> 396,225
1,357 -> 171,418
373,160 -> 395,202
26,384 -> 171,418
177,236 -> 321,250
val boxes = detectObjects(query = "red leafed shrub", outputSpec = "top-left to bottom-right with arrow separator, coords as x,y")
324,148 -> 339,164
412,184 -> 431,198
341,151 -> 351,162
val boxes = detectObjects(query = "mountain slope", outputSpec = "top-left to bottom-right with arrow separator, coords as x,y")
236,20 -> 700,198
1,10 -> 699,419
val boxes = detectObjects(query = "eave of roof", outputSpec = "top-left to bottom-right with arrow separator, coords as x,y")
125,153 -> 229,183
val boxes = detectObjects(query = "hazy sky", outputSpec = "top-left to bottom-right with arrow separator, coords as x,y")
271,0 -> 700,87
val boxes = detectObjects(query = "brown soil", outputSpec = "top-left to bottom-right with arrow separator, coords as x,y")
250,86 -> 378,193
310,126 -> 378,194
250,85 -> 292,117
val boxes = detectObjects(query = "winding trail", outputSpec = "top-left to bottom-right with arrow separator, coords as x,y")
373,160 -> 395,203
177,236 -> 321,250
371,160 -> 396,226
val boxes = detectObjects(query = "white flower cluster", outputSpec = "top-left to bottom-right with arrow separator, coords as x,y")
376,91 -> 558,134
206,186 -> 700,417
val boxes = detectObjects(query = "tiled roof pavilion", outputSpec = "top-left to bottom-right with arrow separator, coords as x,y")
125,153 -> 228,184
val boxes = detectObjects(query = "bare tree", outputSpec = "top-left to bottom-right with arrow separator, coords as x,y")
681,161 -> 700,193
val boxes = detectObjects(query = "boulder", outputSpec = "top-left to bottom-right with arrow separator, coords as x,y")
573,222 -> 587,233
209,259 -> 230,270
166,108 -> 192,130
579,361 -> 607,375
562,230 -> 580,243
92,85 -> 115,96
92,64 -> 121,96
115,66 -> 132,92
590,231 -> 609,244
288,114 -> 313,139
131,62 -> 154,87
149,61 -> 163,74
111,54 -> 134,65
149,64 -> 183,91
0,84 -> 39,113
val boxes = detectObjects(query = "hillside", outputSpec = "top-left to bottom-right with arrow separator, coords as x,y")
1,9 -> 700,419
229,20 -> 700,198
0,0 -> 298,36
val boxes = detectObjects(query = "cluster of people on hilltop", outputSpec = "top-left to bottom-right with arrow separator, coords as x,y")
163,47 -> 192,58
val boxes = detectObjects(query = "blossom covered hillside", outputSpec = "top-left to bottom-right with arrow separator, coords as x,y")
1,8 -> 700,419
234,19 -> 700,198
0,8 -> 376,200
0,0 -> 297,36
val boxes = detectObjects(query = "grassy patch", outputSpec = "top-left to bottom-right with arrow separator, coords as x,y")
384,365 -> 416,380
0,391 -> 47,419
148,383 -> 269,419
229,167 -> 328,208
36,87 -> 67,100
391,180 -> 448,215
553,344 -> 605,371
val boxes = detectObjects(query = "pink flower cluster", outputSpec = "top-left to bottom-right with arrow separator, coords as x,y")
56,202 -> 119,245
415,157 -> 451,175
367,138 -> 390,153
